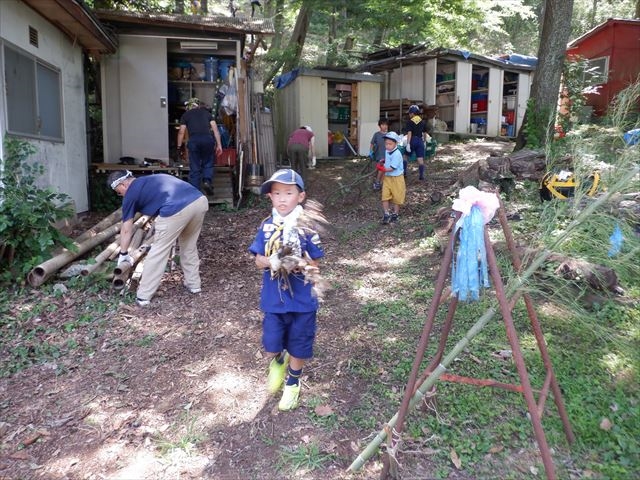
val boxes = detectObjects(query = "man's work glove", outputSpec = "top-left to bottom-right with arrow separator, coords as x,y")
268,253 -> 282,272
405,143 -> 411,153
117,251 -> 134,267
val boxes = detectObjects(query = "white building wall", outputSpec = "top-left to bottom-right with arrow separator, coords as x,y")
0,0 -> 89,212
358,81 -> 381,155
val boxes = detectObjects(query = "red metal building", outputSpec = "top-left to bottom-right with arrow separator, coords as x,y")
566,18 -> 640,116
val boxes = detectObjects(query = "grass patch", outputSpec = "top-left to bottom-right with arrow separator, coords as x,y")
276,442 -> 335,475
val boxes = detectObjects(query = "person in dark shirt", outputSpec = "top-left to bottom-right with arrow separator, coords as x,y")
107,170 -> 209,306
404,105 -> 431,180
176,97 -> 223,195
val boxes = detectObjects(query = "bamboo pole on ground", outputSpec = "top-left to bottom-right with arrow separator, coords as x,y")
80,215 -> 151,277
27,222 -> 122,287
73,208 -> 123,244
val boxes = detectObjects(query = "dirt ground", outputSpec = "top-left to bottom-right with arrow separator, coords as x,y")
1,138 -> 517,480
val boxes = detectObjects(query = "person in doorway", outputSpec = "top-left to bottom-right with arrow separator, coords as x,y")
370,118 -> 389,190
107,170 -> 209,307
248,169 -> 325,411
287,126 -> 316,181
404,104 -> 431,180
177,97 -> 223,195
378,132 -> 406,224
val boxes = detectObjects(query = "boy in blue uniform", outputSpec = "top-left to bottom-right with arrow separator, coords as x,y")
404,104 -> 430,180
248,169 -> 325,411
378,132 -> 406,224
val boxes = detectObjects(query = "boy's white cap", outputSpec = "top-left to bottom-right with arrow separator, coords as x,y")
260,169 -> 305,194
383,131 -> 401,143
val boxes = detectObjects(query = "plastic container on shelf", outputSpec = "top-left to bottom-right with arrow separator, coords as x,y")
204,57 -> 218,82
218,59 -> 235,81
505,95 -> 516,110
471,92 -> 488,112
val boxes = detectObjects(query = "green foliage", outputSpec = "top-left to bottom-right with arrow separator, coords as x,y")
522,98 -> 555,149
0,137 -> 76,285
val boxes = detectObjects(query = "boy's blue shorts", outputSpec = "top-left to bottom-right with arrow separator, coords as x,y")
262,311 -> 317,359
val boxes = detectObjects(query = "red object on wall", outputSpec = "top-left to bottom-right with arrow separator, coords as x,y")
566,19 -> 640,117
216,148 -> 237,167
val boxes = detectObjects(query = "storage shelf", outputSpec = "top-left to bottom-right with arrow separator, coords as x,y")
472,89 -> 488,93
436,79 -> 455,85
471,110 -> 488,114
169,80 -> 219,86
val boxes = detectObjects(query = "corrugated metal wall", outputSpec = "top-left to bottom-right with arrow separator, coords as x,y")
256,109 -> 277,179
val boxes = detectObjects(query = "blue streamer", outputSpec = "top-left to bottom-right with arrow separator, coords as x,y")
451,206 -> 490,301
608,223 -> 624,257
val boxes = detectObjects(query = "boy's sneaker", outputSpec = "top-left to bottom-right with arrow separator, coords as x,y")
389,213 -> 399,223
381,213 -> 391,225
278,383 -> 300,411
136,297 -> 150,307
267,353 -> 289,394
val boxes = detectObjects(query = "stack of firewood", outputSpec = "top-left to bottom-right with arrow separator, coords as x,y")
27,208 -> 155,292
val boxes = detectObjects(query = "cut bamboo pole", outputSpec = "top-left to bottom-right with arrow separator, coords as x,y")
81,242 -> 119,276
73,208 -> 122,244
27,222 -> 122,287
81,215 -> 151,277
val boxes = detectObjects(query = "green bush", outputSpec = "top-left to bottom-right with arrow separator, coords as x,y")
0,137 -> 76,284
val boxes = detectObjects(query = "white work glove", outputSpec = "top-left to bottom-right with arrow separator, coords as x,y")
117,252 -> 133,266
268,253 -> 282,272
311,156 -> 317,168
405,143 -> 411,153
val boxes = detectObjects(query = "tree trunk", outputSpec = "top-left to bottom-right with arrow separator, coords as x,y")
326,6 -> 338,66
263,0 -> 312,88
281,1 -> 312,73
269,0 -> 285,51
515,0 -> 574,150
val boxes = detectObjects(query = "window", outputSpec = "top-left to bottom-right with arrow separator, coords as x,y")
3,43 -> 63,141
584,56 -> 609,86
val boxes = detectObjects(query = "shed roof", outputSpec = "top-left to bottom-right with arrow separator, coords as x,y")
21,0 -> 117,55
567,18 -> 640,48
358,47 -> 536,73
94,9 -> 274,37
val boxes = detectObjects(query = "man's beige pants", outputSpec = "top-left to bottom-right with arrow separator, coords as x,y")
137,196 -> 209,300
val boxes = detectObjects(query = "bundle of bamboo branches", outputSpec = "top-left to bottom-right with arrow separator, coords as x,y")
27,208 -> 155,291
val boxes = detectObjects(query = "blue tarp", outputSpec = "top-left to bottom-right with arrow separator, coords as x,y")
496,54 -> 538,67
273,68 -> 300,89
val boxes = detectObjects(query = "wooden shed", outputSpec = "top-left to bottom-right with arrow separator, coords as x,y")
273,67 -> 384,159
566,18 -> 640,117
94,10 -> 274,204
359,47 -> 536,140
